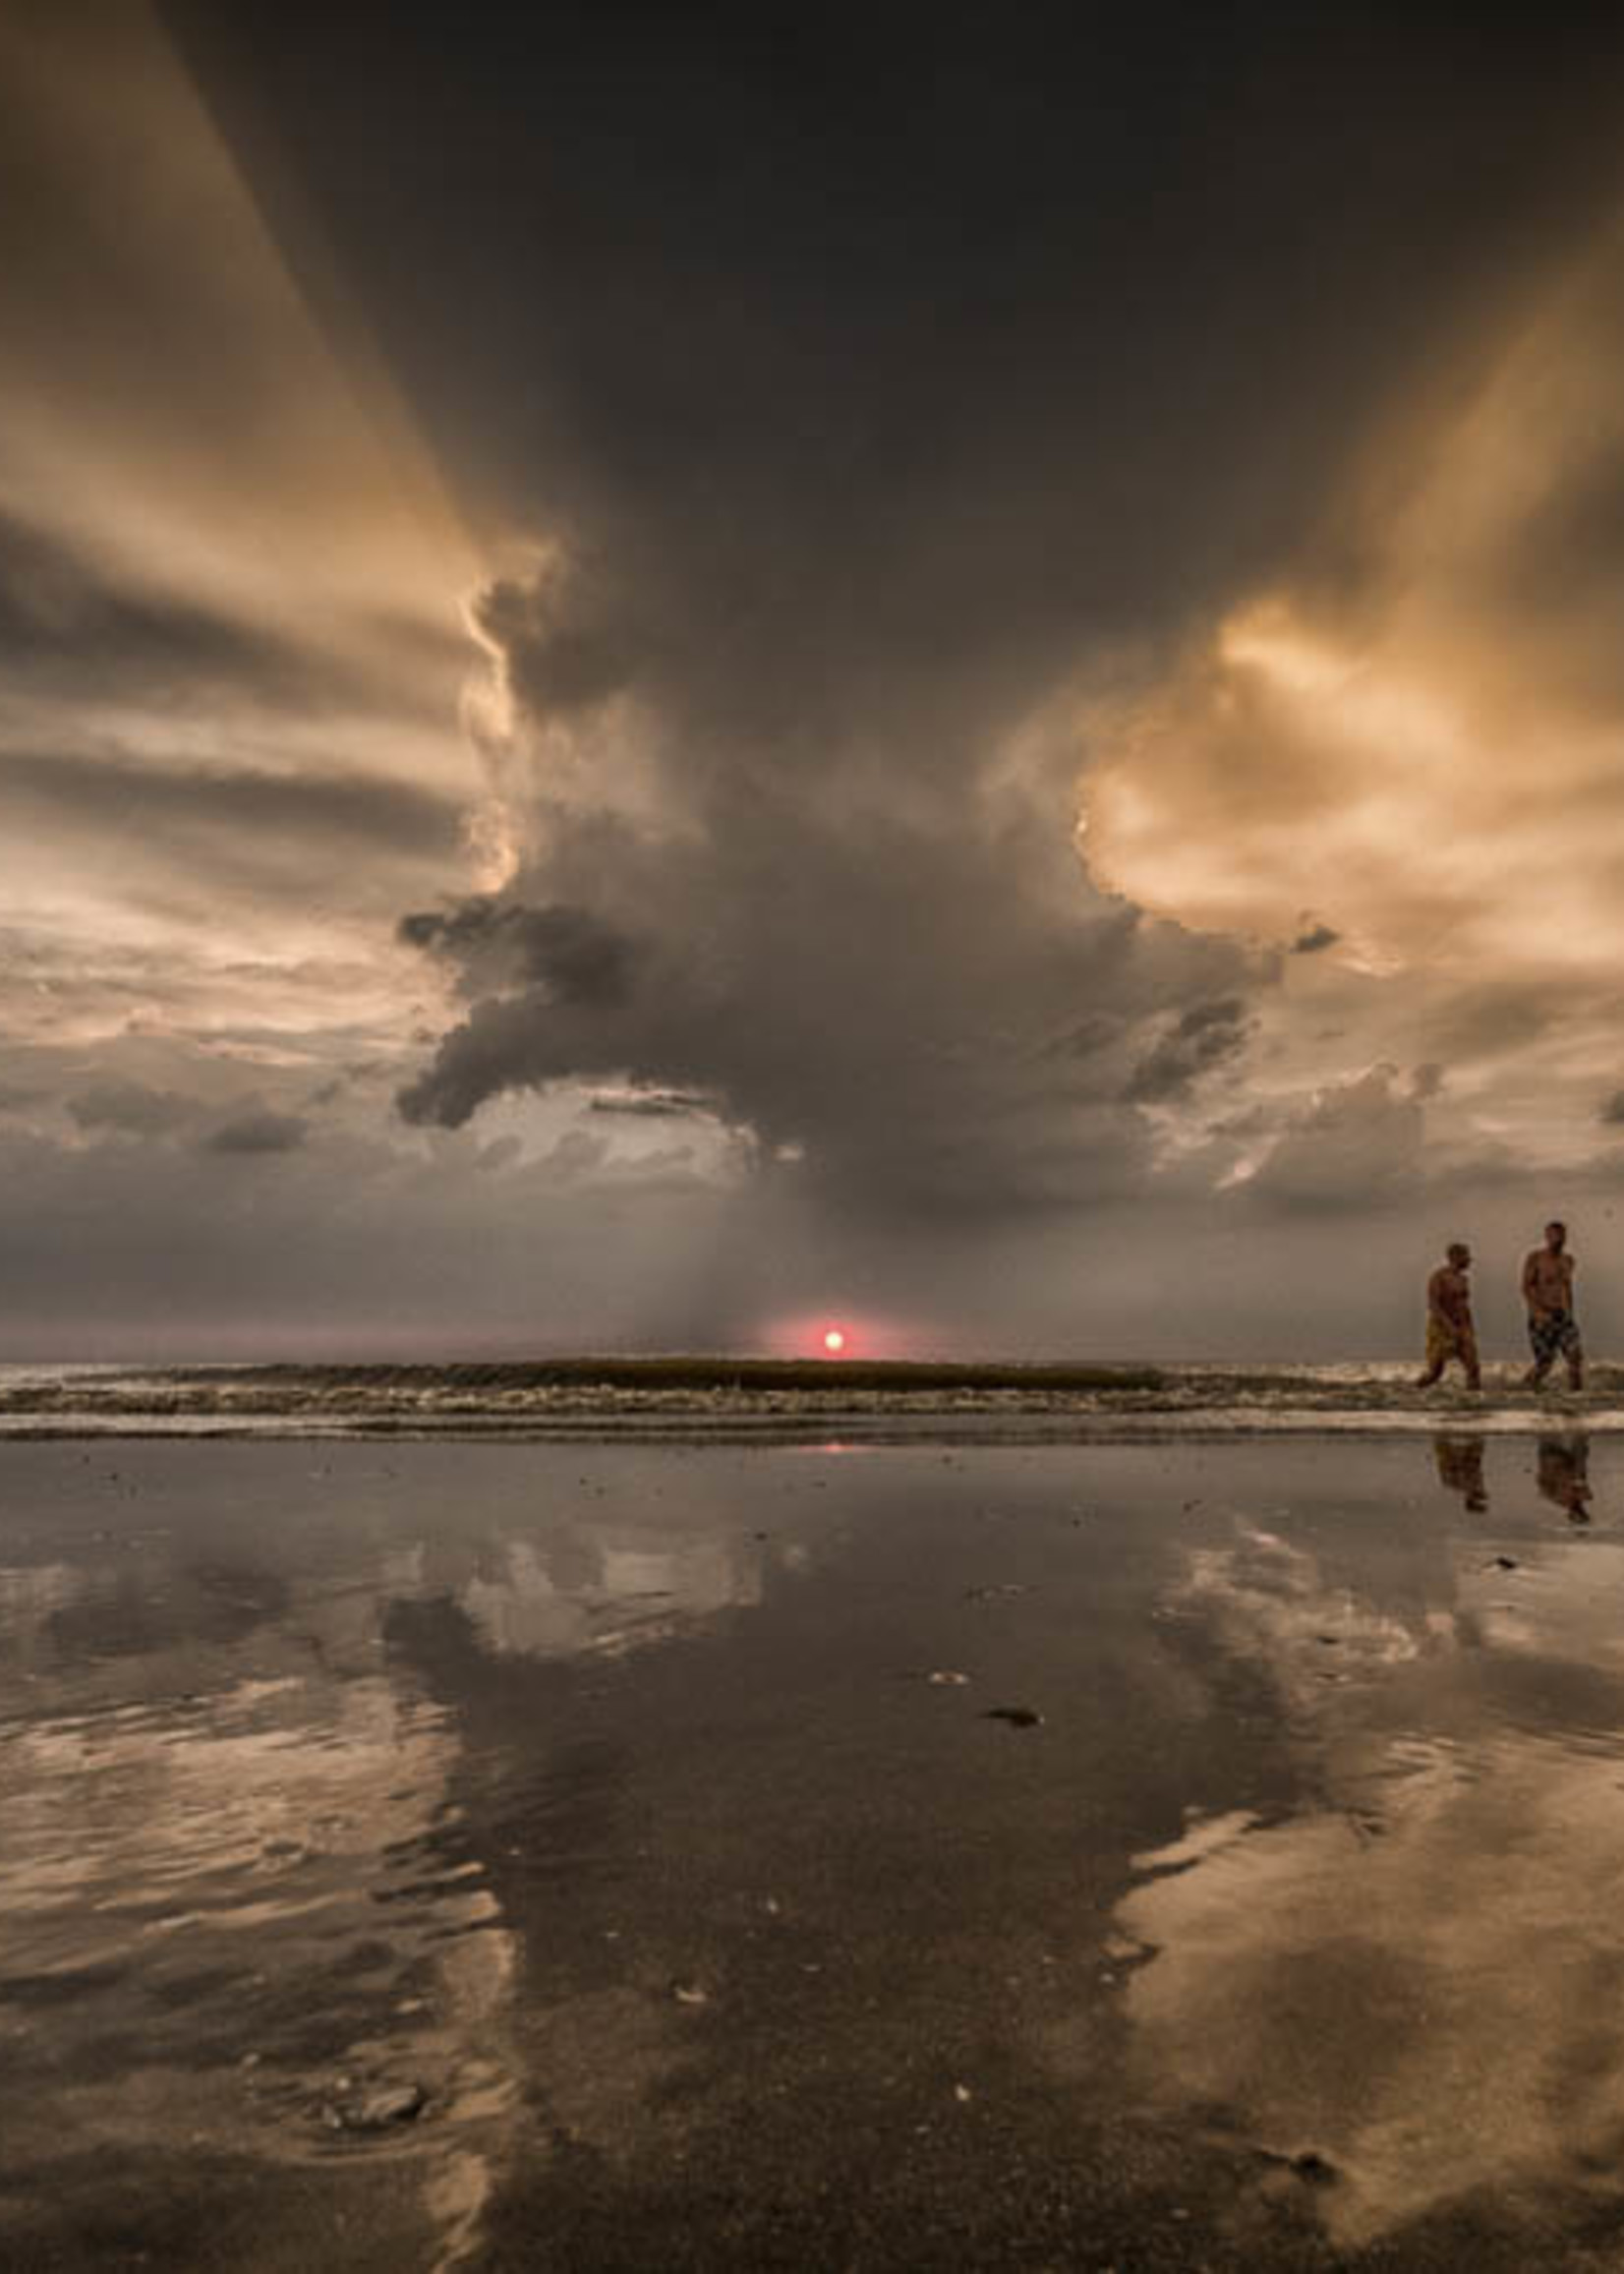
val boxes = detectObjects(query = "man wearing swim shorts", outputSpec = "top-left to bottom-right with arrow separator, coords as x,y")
1523,1220 -> 1584,1392
1417,1241 -> 1480,1392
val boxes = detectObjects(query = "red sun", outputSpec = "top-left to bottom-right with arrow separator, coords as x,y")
822,1326 -> 847,1355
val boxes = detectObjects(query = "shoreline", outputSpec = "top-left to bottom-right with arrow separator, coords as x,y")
0,1371 -> 1607,1441
0,1356 -> 1608,1441
0,1400 -> 1600,1436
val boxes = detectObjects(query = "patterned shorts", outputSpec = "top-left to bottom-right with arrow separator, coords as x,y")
1529,1310 -> 1583,1368
1425,1316 -> 1478,1370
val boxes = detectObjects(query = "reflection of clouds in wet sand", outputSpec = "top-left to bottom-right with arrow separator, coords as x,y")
1115,1512 -> 1624,2246
1175,1525 -> 1446,1729
467,1535 -> 763,1662
0,1475 -> 807,2265
0,1565 -> 520,2271
389,1522 -> 772,1662
1460,1536 -> 1624,1667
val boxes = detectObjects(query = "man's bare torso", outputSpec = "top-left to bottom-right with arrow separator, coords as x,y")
1524,1248 -> 1576,1316
1428,1266 -> 1473,1328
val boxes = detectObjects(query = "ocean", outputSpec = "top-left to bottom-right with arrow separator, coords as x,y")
0,1357 -> 1609,1437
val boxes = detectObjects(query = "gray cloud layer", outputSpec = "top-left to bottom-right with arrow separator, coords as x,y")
1,746 -> 459,867
204,1107 -> 310,1155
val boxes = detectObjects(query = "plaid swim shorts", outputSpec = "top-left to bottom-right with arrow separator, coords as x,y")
1529,1310 -> 1583,1368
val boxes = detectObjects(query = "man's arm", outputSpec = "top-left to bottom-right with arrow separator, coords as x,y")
1522,1252 -> 1542,1310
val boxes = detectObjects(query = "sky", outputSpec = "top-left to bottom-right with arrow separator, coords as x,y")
6,0 -> 1624,1360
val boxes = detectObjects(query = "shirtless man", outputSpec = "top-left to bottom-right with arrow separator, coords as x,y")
1416,1241 -> 1480,1392
1523,1220 -> 1584,1391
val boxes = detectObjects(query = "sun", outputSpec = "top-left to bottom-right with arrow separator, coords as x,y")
822,1326 -> 847,1355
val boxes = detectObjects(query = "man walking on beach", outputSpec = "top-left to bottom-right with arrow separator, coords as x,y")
1416,1241 -> 1481,1392
1523,1220 -> 1584,1392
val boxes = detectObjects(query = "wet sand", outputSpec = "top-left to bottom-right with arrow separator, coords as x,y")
2,1430 -> 1621,2268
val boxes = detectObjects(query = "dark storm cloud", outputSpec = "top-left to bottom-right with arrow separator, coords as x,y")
1123,999 -> 1252,1105
394,742 -> 1263,1212
471,572 -> 643,717
176,2 -> 1624,637
203,1108 -> 310,1154
398,898 -> 640,1005
1292,922 -> 1341,957
168,3 -> 1624,1237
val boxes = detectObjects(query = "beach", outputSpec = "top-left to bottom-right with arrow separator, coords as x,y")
3,1422 -> 1622,2268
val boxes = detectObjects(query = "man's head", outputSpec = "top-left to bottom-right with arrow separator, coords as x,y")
1448,1242 -> 1472,1270
1545,1220 -> 1568,1252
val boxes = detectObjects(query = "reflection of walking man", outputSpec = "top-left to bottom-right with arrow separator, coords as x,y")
1523,1221 -> 1584,1392
1537,1433 -> 1594,1521
1417,1242 -> 1481,1391
1433,1433 -> 1488,1511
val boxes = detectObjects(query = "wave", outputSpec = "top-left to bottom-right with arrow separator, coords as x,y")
0,1359 -> 1614,1439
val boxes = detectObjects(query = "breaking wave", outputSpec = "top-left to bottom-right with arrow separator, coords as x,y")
0,1360 -> 1615,1439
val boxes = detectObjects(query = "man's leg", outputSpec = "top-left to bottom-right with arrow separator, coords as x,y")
1418,1318 -> 1453,1388
1463,1437 -> 1488,1512
1565,1321 -> 1585,1392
